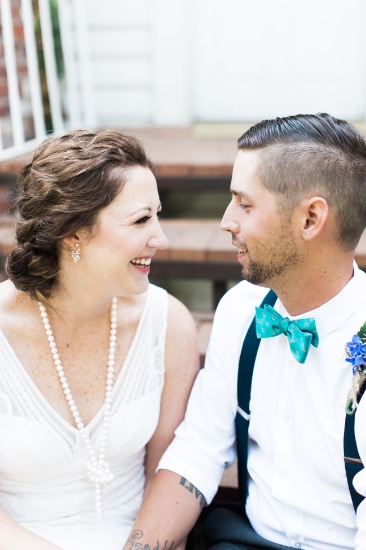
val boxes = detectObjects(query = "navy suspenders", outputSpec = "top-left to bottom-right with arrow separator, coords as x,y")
235,290 -> 364,511
235,289 -> 277,505
344,413 -> 364,509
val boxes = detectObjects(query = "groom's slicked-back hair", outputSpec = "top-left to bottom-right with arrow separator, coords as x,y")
238,113 -> 366,249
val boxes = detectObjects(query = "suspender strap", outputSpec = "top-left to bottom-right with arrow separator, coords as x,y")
344,411 -> 364,510
235,290 -> 277,505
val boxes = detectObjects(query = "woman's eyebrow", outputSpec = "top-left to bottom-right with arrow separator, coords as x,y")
129,202 -> 162,216
129,206 -> 152,216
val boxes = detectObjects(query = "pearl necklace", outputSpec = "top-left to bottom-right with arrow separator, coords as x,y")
38,297 -> 118,520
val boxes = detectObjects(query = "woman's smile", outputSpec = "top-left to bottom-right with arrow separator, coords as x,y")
130,256 -> 153,274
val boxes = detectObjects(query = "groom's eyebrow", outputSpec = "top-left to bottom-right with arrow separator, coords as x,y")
230,188 -> 252,200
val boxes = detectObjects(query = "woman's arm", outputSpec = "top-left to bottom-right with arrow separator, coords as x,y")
0,508 -> 62,550
144,294 -> 200,493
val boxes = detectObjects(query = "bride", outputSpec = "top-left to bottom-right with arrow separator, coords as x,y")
0,129 -> 199,549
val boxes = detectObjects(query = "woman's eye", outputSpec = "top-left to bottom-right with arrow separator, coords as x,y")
239,203 -> 250,209
135,216 -> 151,225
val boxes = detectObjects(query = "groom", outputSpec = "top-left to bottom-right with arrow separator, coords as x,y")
124,113 -> 366,550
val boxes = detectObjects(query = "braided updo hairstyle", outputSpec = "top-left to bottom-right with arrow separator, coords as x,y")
6,129 -> 153,300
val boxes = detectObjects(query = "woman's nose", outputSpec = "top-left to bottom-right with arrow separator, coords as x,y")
148,221 -> 169,250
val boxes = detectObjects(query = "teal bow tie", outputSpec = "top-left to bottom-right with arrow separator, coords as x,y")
255,305 -> 319,364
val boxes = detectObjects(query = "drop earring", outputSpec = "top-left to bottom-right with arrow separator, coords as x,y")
71,243 -> 80,263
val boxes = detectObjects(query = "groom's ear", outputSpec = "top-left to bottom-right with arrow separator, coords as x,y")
298,196 -> 329,242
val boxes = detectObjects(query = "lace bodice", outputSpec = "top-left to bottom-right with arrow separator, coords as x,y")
0,284 -> 168,550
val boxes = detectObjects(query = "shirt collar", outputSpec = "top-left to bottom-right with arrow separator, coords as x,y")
275,263 -> 366,339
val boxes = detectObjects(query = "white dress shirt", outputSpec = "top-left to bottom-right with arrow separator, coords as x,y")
159,265 -> 366,550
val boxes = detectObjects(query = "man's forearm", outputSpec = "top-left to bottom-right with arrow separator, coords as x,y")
123,470 -> 206,550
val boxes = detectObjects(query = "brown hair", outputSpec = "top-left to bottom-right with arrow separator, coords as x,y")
6,128 -> 153,299
238,113 -> 366,250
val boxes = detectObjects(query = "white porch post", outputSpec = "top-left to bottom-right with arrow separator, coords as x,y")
39,0 -> 64,133
74,0 -> 97,128
58,0 -> 83,128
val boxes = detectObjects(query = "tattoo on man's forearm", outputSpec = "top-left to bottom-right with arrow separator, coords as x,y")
124,529 -> 174,550
179,477 -> 206,508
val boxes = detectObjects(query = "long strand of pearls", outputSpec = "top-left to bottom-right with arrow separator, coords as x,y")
38,297 -> 118,520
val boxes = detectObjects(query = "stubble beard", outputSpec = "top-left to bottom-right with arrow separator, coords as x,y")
239,232 -> 299,287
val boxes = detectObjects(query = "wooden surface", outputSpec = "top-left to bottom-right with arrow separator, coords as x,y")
157,219 -> 236,264
0,127 -> 237,180
157,219 -> 366,270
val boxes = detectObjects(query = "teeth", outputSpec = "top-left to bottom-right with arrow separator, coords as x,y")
131,258 -> 151,266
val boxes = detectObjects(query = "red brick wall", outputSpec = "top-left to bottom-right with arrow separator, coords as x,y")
0,0 -> 35,148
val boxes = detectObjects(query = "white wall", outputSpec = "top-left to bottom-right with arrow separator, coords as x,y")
150,0 -> 191,125
70,0 -> 366,127
192,0 -> 366,121
85,0 -> 152,126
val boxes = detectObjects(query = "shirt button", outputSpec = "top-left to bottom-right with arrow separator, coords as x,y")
283,413 -> 291,421
278,468 -> 287,475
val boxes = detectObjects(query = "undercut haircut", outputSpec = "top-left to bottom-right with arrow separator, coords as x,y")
238,113 -> 366,250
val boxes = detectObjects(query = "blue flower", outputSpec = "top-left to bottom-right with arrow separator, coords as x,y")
346,335 -> 366,374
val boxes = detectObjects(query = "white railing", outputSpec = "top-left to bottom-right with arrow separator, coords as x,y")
0,0 -> 95,162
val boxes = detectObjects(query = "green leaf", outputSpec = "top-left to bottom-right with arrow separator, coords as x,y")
357,322 -> 366,340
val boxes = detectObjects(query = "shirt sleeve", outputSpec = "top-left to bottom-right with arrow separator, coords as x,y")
158,283 -> 260,504
158,336 -> 237,503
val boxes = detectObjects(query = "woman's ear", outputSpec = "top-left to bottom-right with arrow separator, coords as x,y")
299,196 -> 329,241
62,232 -> 81,250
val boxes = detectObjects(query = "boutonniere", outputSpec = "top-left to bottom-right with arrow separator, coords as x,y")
345,323 -> 366,414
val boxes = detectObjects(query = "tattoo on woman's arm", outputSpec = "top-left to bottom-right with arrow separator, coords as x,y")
125,529 -> 174,550
179,477 -> 206,508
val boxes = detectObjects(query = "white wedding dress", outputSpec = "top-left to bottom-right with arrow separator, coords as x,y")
0,284 -> 168,550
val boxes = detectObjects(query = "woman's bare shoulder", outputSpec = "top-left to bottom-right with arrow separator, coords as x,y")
0,279 -> 33,328
166,293 -> 197,333
165,293 -> 199,376
0,279 -> 17,308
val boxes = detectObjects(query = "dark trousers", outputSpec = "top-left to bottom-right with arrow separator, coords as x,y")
203,508 -> 296,550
